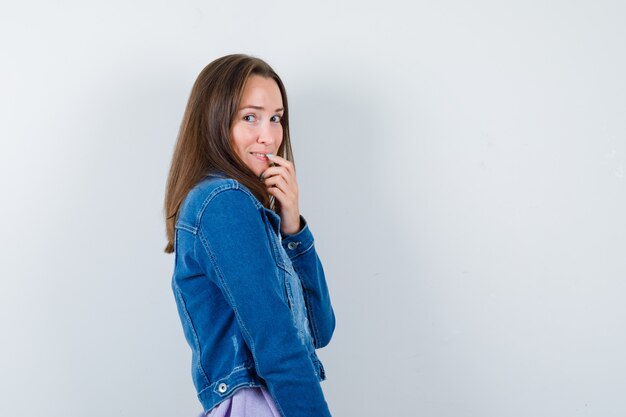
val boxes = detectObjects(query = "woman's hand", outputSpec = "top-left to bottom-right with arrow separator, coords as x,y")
260,154 -> 301,235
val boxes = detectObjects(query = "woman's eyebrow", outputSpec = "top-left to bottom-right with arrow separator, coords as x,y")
239,105 -> 284,112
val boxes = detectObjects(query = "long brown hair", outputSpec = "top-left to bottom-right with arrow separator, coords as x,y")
163,54 -> 293,254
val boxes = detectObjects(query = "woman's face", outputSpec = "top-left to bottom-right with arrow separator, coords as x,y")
230,75 -> 284,177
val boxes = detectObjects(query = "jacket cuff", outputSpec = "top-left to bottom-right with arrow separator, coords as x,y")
280,215 -> 314,258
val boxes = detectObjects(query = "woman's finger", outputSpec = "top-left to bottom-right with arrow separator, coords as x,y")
267,183 -> 286,199
266,153 -> 294,175
263,174 -> 289,193
260,166 -> 291,185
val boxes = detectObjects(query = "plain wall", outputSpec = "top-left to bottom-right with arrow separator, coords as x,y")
1,1 -> 625,416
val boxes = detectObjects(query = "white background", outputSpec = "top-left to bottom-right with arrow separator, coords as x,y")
1,1 -> 625,416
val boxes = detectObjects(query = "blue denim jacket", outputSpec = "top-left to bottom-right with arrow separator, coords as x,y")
171,173 -> 336,417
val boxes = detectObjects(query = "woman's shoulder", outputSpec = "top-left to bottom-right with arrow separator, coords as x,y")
177,174 -> 261,229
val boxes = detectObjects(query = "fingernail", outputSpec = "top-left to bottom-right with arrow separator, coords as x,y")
266,153 -> 275,159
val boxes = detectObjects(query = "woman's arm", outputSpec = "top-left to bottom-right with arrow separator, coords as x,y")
260,154 -> 336,348
281,215 -> 336,349
195,189 -> 331,417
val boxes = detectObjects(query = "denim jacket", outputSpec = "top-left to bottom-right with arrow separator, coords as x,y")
171,173 -> 336,417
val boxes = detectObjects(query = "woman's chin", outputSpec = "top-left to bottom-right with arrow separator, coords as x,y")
247,162 -> 267,178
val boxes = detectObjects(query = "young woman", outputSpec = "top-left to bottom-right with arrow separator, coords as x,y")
163,54 -> 336,417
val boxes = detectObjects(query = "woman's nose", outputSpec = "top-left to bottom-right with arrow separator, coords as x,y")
257,122 -> 275,144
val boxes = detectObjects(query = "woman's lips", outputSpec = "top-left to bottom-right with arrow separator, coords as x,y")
250,152 -> 269,161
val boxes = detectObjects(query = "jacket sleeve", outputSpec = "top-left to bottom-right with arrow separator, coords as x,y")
281,215 -> 336,349
194,189 -> 332,417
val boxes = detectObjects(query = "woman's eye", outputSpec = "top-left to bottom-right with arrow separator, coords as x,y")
271,115 -> 282,123
243,114 -> 256,122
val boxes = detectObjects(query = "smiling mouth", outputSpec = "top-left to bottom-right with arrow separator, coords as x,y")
250,152 -> 269,160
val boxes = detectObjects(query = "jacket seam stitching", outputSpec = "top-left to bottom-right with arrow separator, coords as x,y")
176,222 -> 196,234
196,364 -> 255,396
194,181 -> 262,228
174,285 -> 211,386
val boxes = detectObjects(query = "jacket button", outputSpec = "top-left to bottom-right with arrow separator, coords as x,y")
218,383 -> 228,393
287,242 -> 299,250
